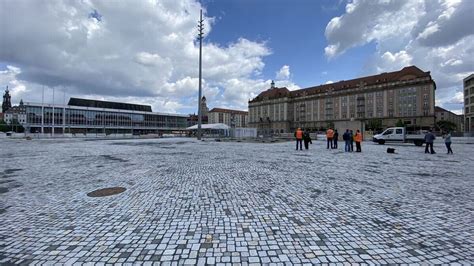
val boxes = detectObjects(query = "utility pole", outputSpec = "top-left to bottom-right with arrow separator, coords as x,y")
41,86 -> 44,135
63,88 -> 66,135
52,87 -> 55,137
197,9 -> 204,140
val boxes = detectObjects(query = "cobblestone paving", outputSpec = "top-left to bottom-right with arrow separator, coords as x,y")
0,138 -> 473,264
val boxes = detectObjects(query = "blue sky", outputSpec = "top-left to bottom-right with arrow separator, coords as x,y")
205,0 -> 374,87
0,0 -> 472,114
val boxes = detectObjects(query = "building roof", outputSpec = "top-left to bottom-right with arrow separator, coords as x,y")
435,106 -> 463,116
209,108 -> 248,115
4,105 -> 25,114
68,97 -> 152,112
249,87 -> 290,103
187,123 -> 230,130
463,73 -> 474,81
250,66 -> 434,103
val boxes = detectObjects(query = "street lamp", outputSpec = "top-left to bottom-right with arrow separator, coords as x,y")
197,9 -> 204,140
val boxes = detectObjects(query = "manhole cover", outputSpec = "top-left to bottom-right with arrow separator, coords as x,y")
87,187 -> 126,197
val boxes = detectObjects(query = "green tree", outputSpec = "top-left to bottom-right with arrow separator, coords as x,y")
326,121 -> 334,129
0,120 -> 8,132
1,119 -> 25,133
436,120 -> 457,132
366,119 -> 383,131
395,119 -> 405,127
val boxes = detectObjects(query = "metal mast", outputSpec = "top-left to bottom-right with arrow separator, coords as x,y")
197,9 -> 204,140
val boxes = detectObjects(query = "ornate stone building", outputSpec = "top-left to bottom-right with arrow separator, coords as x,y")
200,96 -> 209,117
187,96 -> 209,127
2,87 -> 12,113
248,66 -> 436,135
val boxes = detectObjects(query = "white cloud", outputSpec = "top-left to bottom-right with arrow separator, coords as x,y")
324,0 -> 423,59
446,91 -> 464,105
276,65 -> 290,80
450,109 -> 463,115
0,0 -> 272,113
324,0 -> 474,113
375,50 -> 413,73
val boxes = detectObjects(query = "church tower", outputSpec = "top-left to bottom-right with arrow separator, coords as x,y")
201,96 -> 209,117
2,86 -> 12,113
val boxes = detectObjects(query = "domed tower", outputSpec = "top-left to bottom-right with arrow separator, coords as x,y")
201,96 -> 209,117
2,86 -> 12,113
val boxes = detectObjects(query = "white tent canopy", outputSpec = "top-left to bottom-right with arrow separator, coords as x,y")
187,123 -> 230,130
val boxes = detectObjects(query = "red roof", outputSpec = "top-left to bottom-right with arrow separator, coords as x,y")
209,108 -> 248,115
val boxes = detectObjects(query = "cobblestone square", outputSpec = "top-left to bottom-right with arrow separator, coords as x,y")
0,138 -> 473,264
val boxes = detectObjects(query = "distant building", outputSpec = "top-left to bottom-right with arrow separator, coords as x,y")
22,97 -> 188,134
435,106 -> 464,132
187,96 -> 209,127
208,108 -> 248,128
2,87 -> 12,113
464,74 -> 474,133
4,100 -> 26,125
201,96 -> 209,117
249,66 -> 436,135
187,114 -> 208,127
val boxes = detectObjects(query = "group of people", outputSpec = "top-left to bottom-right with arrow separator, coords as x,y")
294,128 -> 312,150
294,127 -> 363,152
424,129 -> 454,154
342,129 -> 363,152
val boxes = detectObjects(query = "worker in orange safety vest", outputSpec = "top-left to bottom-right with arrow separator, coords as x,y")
294,128 -> 303,150
326,128 -> 334,149
354,129 -> 363,152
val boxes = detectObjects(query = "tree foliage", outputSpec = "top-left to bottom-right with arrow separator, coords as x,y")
366,119 -> 383,131
436,120 -> 457,132
326,121 -> 334,130
395,119 -> 405,127
0,119 -> 24,133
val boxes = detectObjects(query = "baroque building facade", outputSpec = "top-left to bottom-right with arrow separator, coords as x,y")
464,74 -> 474,133
248,66 -> 436,135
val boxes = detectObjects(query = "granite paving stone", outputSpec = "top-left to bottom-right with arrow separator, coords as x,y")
0,137 -> 472,264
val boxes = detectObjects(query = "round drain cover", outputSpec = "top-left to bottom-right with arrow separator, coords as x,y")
87,187 -> 126,197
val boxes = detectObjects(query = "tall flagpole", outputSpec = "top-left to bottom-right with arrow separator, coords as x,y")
197,9 -> 204,140
63,88 -> 66,134
52,87 -> 55,137
41,86 -> 44,134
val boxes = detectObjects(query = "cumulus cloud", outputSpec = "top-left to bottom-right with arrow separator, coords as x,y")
324,0 -> 474,112
276,65 -> 290,80
0,0 -> 272,113
324,0 -> 422,58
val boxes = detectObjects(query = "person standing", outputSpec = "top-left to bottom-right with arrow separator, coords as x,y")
326,128 -> 334,149
343,129 -> 351,152
303,130 -> 312,150
354,129 -> 363,152
443,131 -> 453,154
424,129 -> 436,154
349,130 -> 354,152
294,128 -> 303,150
333,129 -> 339,149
